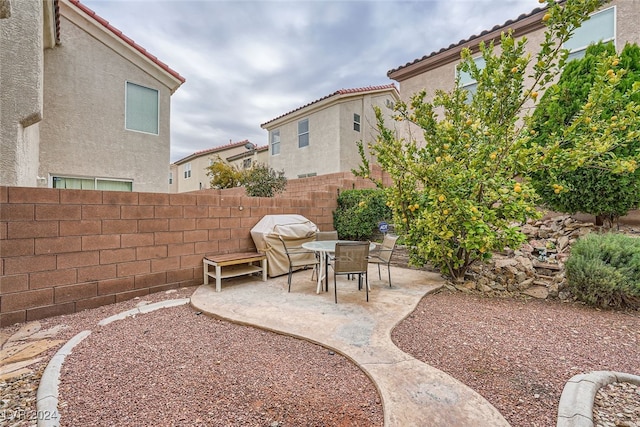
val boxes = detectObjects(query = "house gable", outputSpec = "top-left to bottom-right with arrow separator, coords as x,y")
62,0 -> 184,93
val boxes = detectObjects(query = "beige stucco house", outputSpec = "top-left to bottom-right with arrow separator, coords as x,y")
388,0 -> 639,109
1,0 -> 184,193
261,85 -> 400,179
169,140 -> 268,193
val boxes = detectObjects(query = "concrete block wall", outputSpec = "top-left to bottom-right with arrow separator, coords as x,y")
1,173 -> 368,326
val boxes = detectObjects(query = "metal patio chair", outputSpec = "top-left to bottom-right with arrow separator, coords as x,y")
368,234 -> 399,287
279,235 -> 320,292
330,241 -> 370,303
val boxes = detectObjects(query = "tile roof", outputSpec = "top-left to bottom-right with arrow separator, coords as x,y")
261,83 -> 398,127
387,4 -> 549,77
173,140 -> 267,165
67,0 -> 185,84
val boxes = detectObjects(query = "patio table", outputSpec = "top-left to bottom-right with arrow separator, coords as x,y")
302,240 -> 375,294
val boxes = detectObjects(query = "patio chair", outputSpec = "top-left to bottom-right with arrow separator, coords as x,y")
330,241 -> 370,303
279,235 -> 320,292
311,230 -> 338,281
368,234 -> 399,287
316,230 -> 338,241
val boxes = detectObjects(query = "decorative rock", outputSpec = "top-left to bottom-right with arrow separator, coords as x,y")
523,286 -> 549,299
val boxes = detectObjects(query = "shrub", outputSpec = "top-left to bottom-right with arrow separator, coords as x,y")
333,189 -> 391,240
242,163 -> 287,197
565,232 -> 640,309
529,42 -> 640,224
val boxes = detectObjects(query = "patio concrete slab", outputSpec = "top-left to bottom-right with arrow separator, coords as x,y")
191,266 -> 511,427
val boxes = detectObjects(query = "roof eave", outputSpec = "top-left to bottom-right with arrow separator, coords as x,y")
261,86 -> 399,130
388,11 -> 546,82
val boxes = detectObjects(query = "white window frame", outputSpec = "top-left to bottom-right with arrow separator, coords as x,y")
298,119 -> 309,148
184,162 -> 192,179
52,175 -> 133,191
564,6 -> 616,62
169,172 -> 173,185
353,113 -> 361,132
271,130 -> 281,155
125,81 -> 159,135
458,56 -> 485,102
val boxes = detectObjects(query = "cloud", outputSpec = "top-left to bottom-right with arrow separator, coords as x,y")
81,0 -> 536,162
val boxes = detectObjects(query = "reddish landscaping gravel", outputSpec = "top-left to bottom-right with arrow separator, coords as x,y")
4,282 -> 639,427
392,289 -> 640,427
57,303 -> 383,427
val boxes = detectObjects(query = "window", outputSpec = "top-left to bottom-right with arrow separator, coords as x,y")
53,176 -> 133,191
243,158 -> 252,169
353,113 -> 361,132
184,162 -> 191,179
458,56 -> 485,103
169,172 -> 173,185
298,119 -> 309,148
271,130 -> 281,155
125,82 -> 159,134
564,6 -> 615,61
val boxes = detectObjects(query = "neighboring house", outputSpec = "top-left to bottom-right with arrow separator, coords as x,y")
260,85 -> 400,179
0,0 -> 184,193
169,140 -> 268,193
388,0 -> 639,113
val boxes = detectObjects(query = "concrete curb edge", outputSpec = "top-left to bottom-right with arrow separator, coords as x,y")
556,370 -> 640,427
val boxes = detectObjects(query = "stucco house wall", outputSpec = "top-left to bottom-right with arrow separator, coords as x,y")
262,85 -> 400,179
171,140 -> 268,193
1,0 -> 183,193
38,0 -> 183,193
390,0 -> 639,107
0,0 -> 52,188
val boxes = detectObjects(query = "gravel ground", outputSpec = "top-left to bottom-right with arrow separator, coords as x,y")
2,278 -> 639,427
392,289 -> 640,427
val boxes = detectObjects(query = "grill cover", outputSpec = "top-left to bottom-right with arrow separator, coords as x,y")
250,214 -> 318,277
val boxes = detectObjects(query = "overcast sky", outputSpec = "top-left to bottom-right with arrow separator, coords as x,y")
82,0 -> 538,163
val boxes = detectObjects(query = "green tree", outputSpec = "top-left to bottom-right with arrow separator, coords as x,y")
242,163 -> 287,197
206,156 -> 243,189
333,189 -> 392,240
529,42 -> 640,226
355,0 -> 640,281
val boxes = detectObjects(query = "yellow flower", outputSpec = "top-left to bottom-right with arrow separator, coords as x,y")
514,184 -> 522,193
611,115 -> 617,121
358,201 -> 366,207
584,117 -> 591,124
511,66 -> 519,73
443,209 -> 449,215
438,195 -> 446,202
465,118 -> 473,126
606,69 -> 615,77
413,203 -> 419,210
489,152 -> 497,160
443,144 -> 450,150
435,156 -> 442,163
612,59 -> 619,66
531,91 -> 539,100
542,13 -> 551,22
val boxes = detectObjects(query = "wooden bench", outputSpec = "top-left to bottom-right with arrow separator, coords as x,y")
203,252 -> 267,292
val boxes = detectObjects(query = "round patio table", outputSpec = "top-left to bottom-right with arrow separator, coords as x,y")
301,240 -> 375,293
